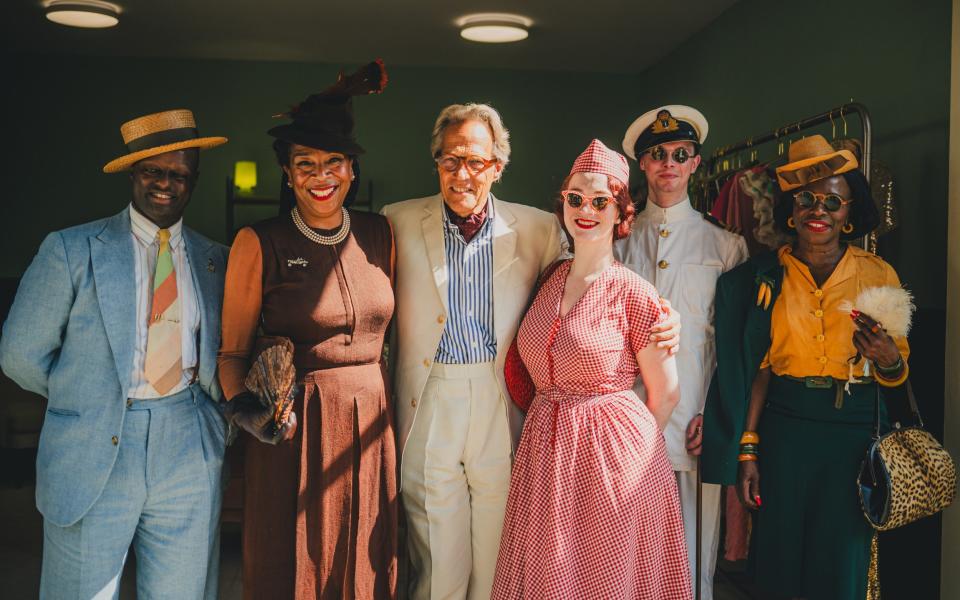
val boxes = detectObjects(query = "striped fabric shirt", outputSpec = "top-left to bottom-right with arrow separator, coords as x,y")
128,204 -> 200,398
435,197 -> 497,364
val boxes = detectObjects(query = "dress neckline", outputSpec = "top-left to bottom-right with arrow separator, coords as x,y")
557,260 -> 616,319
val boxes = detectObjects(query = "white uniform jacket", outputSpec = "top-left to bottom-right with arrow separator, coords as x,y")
383,194 -> 564,457
615,198 -> 748,471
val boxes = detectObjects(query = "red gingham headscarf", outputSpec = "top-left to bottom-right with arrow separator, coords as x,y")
569,139 -> 630,187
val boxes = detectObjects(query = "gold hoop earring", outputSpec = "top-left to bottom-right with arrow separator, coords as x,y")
842,222 -> 854,234
787,217 -> 796,229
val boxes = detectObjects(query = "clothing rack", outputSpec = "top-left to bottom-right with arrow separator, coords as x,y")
700,102 -> 875,251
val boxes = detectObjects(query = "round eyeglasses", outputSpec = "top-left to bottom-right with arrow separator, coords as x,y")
793,191 -> 852,212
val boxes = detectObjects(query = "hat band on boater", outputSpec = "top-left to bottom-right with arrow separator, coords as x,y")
126,127 -> 200,153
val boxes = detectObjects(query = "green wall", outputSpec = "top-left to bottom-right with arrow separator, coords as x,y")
4,53 -> 642,276
627,0 -> 952,311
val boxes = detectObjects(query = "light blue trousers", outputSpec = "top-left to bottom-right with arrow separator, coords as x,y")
39,385 -> 226,600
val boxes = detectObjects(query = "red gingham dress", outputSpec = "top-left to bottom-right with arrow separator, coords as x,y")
492,260 -> 692,600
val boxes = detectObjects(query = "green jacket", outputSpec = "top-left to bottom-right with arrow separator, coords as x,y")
702,250 -> 784,485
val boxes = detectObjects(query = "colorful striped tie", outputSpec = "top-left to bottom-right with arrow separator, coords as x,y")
144,228 -> 182,395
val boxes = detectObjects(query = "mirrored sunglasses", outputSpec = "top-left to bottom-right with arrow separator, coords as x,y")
793,190 -> 852,212
561,190 -> 613,211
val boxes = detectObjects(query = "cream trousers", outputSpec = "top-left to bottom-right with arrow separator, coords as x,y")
401,362 -> 513,600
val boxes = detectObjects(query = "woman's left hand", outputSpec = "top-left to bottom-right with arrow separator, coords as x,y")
852,311 -> 901,368
651,298 -> 681,355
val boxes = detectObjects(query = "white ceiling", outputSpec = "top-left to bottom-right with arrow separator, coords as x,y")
6,0 -> 740,73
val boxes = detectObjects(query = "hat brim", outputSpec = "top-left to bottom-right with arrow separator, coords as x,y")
622,105 -> 709,160
775,149 -> 858,191
103,136 -> 228,173
267,124 -> 366,156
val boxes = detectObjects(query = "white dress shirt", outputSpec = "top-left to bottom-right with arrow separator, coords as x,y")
615,197 -> 748,471
127,205 -> 200,398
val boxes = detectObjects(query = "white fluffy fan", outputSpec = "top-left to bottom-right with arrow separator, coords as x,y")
838,286 -> 915,338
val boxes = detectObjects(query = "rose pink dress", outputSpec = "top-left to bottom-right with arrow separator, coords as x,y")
492,260 -> 691,600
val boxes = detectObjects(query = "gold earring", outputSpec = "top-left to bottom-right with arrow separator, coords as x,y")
286,181 -> 292,188
842,222 -> 854,234
787,217 -> 796,229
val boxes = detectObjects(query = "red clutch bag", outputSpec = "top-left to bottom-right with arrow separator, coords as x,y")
503,260 -> 564,413
504,336 -> 535,412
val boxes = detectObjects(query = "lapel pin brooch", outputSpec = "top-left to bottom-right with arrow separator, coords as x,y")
287,257 -> 309,268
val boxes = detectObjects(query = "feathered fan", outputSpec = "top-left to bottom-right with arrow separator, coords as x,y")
839,285 -> 915,389
244,337 -> 298,436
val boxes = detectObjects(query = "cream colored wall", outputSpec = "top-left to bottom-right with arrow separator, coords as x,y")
943,1 -> 960,598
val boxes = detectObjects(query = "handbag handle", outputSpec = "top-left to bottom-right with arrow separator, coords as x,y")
873,378 -> 924,440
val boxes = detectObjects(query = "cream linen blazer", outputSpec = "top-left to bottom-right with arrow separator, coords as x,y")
382,193 -> 564,456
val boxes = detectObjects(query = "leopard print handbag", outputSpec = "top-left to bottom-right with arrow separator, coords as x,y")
858,382 -> 957,531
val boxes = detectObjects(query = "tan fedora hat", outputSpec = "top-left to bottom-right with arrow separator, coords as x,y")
775,134 -> 858,191
103,109 -> 227,173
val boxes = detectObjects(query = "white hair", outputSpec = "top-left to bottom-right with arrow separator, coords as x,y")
429,103 -> 511,168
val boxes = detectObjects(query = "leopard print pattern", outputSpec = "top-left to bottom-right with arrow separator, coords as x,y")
874,427 -> 957,531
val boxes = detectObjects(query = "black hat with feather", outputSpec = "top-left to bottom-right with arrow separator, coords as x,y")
268,59 -> 387,154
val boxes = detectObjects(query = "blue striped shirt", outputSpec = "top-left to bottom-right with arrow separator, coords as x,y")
435,198 -> 497,364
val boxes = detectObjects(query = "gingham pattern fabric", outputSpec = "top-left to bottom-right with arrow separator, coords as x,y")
569,138 -> 631,187
492,260 -> 692,599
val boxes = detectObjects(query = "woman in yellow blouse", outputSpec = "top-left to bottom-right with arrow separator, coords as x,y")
702,135 -> 907,600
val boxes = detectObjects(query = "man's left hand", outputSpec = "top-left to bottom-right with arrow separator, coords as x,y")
685,414 -> 703,455
651,298 -> 681,355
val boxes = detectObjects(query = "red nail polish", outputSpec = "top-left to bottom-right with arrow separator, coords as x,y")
755,495 -> 762,507
851,309 -> 861,317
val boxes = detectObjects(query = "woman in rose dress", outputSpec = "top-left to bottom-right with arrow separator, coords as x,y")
492,139 -> 691,599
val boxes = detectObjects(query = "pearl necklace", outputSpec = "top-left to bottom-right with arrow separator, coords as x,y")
292,207 -> 351,246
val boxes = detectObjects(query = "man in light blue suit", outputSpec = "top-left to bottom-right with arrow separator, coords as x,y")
0,109 -> 230,599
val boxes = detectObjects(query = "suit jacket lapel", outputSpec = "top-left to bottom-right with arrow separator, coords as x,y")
421,194 -> 449,315
491,197 -> 518,349
91,211 -> 136,393
184,228 -> 219,390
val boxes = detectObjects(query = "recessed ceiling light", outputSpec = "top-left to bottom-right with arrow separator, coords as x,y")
44,0 -> 121,29
455,13 -> 532,43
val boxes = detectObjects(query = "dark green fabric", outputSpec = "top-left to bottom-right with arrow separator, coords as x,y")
749,376 -> 886,600
702,250 -> 784,484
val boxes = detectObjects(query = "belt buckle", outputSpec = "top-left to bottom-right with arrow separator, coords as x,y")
804,376 -> 833,389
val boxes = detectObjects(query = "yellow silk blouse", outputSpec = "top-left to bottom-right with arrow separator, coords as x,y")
762,244 -> 910,379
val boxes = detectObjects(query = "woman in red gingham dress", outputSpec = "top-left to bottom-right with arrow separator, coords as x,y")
492,140 -> 691,599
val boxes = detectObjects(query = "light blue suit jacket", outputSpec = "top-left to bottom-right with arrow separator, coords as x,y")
0,209 -> 229,527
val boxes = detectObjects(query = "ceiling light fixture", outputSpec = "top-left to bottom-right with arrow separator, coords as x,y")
456,13 -> 532,43
44,0 -> 121,29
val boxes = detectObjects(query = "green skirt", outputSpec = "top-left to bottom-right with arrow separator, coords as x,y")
750,375 -> 887,600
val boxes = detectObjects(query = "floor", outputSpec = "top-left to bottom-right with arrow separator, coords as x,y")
0,448 -> 756,599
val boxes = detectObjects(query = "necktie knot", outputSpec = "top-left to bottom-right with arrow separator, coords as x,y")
157,228 -> 171,244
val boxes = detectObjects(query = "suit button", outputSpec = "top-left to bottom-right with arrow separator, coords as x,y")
659,229 -> 670,238
814,289 -> 824,298
126,399 -> 133,408
658,260 -> 669,270
423,359 -> 431,367
437,314 -> 446,324
816,334 -> 825,342
819,356 -> 828,364
411,398 -> 417,408
111,436 -> 119,446
814,309 -> 824,318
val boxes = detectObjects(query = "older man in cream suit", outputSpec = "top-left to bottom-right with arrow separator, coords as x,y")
383,103 -> 563,600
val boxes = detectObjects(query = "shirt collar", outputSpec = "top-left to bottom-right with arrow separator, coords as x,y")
442,194 -> 495,237
638,196 -> 699,225
129,204 -> 184,248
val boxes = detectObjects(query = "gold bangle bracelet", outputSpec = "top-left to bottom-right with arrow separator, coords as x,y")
738,453 -> 758,462
739,431 -> 760,445
876,362 -> 909,388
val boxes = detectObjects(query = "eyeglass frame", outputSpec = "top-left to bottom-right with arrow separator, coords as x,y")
434,153 -> 499,175
560,190 -> 614,212
792,190 -> 853,212
644,144 -> 699,164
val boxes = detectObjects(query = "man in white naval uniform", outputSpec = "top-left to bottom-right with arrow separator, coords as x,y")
615,105 -> 748,600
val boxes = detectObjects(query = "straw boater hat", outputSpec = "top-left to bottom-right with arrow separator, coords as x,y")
621,105 -> 709,160
103,109 -> 227,173
775,134 -> 858,191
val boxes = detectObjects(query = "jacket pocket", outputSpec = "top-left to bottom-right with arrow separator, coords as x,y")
46,407 -> 80,417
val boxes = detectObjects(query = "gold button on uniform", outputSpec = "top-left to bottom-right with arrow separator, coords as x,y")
816,334 -> 825,342
658,260 -> 669,270
814,309 -> 824,318
659,229 -> 670,238
423,359 -> 431,367
111,436 -> 119,446
818,356 -> 828,364
437,314 -> 446,324
814,289 -> 824,298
